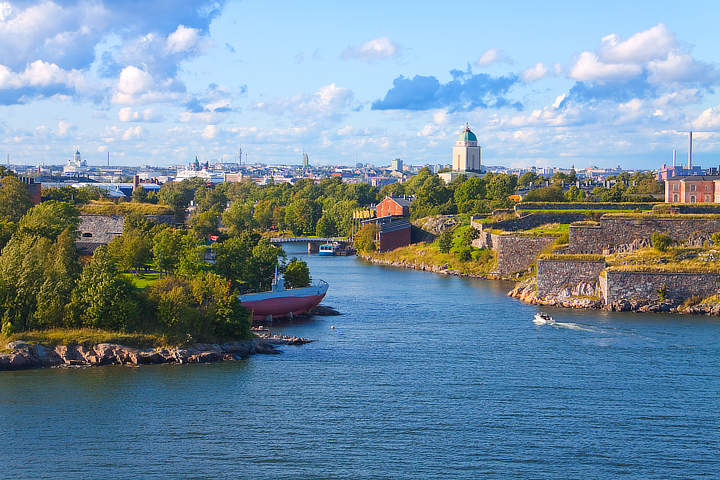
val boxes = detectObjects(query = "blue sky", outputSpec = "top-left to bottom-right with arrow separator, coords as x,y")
2,0 -> 720,169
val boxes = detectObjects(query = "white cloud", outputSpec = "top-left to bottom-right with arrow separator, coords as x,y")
252,83 -> 354,122
202,124 -> 219,139
693,105 -> 720,130
166,25 -> 201,54
122,126 -> 143,140
476,48 -> 513,67
57,120 -> 73,137
118,107 -> 163,122
0,60 -> 83,89
598,23 -> 676,64
521,62 -> 548,83
341,37 -> 399,61
569,52 -> 642,83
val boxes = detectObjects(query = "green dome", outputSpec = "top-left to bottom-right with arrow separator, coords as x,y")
457,127 -> 477,142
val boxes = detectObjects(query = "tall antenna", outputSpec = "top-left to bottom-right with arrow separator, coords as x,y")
688,131 -> 693,169
107,151 -> 110,167
238,146 -> 243,166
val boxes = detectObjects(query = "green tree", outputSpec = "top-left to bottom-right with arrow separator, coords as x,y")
315,215 -> 336,237
131,185 -> 148,203
564,185 -> 586,201
0,176 -> 33,221
454,177 -> 487,213
34,228 -> 81,328
222,201 -> 256,236
437,230 -> 453,253
284,258 -> 311,289
17,201 -> 79,240
190,210 -> 220,236
518,171 -> 540,188
486,174 -> 518,202
524,185 -> 565,202
248,241 -> 284,292
213,232 -> 258,289
66,246 -> 140,331
354,224 -> 378,253
152,228 -> 184,275
284,197 -> 321,235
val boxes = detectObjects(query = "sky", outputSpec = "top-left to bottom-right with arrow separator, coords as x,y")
2,0 -> 720,169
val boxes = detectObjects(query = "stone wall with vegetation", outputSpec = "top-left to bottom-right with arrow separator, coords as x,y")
77,214 -> 125,253
602,270 -> 720,304
517,202 -> 657,211
471,212 -> 586,232
536,258 -> 606,297
568,215 -> 720,254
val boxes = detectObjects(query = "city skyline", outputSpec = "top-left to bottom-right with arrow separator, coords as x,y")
2,1 -> 720,168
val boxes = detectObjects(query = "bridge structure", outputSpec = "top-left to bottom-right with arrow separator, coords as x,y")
269,237 -> 351,253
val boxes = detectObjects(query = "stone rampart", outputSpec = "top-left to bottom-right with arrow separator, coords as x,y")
493,234 -> 557,275
568,215 -> 720,254
603,271 -> 720,304
536,259 -> 606,297
471,212 -> 587,232
517,202 -> 656,211
77,215 -> 124,253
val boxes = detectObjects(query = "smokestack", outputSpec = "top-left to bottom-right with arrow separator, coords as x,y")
672,149 -> 676,167
688,131 -> 693,169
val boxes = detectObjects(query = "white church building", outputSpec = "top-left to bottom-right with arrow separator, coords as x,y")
439,124 -> 484,183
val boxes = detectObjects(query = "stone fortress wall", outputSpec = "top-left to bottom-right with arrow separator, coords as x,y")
601,271 -> 720,305
536,259 -> 606,298
568,215 -> 720,254
76,214 -> 174,254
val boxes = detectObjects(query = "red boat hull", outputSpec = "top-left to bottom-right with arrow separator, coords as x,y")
242,292 -> 327,321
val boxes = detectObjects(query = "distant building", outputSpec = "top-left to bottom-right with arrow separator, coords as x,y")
391,158 -> 403,172
439,124 -> 484,183
452,124 -> 481,172
63,149 -> 88,175
665,175 -> 720,203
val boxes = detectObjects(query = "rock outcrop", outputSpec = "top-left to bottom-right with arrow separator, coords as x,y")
0,336 -> 312,371
508,277 -> 603,309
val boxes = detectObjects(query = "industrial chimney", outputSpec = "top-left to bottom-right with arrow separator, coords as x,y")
688,131 -> 693,169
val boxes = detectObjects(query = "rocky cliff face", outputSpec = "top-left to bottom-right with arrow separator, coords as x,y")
0,336 -> 311,371
507,277 -> 603,309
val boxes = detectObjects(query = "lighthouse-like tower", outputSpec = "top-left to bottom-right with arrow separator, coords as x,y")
452,123 -> 481,172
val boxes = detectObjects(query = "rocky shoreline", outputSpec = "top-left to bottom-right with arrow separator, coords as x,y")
507,276 -> 720,315
358,253 -> 509,280
0,335 -> 312,372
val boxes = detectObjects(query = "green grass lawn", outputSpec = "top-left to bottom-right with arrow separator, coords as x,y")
519,223 -> 570,236
122,272 -> 161,289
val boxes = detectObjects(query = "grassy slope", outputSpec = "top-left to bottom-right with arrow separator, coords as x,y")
80,201 -> 173,216
606,247 -> 720,273
364,242 -> 497,276
1,328 -> 167,350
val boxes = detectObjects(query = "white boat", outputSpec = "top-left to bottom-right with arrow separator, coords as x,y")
533,312 -> 554,325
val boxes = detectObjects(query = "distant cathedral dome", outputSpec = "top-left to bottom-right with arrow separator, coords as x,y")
457,125 -> 477,143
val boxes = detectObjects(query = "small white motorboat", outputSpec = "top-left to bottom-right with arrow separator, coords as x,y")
533,312 -> 554,325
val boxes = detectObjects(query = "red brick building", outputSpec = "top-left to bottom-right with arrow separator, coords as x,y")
377,218 -> 412,252
376,196 -> 412,217
665,175 -> 720,203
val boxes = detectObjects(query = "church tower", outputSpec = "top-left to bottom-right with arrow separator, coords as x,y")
452,124 -> 481,172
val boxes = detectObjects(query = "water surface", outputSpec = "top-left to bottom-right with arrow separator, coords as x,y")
2,244 -> 719,479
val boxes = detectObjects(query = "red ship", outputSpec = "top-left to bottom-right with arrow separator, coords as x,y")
239,274 -> 329,322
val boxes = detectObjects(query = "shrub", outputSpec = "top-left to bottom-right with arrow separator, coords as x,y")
682,295 -> 703,308
437,230 -> 453,253
651,232 -> 673,252
457,248 -> 472,262
657,284 -> 667,301
711,232 -> 720,246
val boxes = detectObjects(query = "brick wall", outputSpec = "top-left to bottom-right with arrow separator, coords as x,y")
603,271 -> 720,304
536,259 -> 606,297
378,225 -> 411,252
568,215 -> 720,254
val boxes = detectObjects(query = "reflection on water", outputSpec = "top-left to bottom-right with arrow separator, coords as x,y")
2,243 -> 719,479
